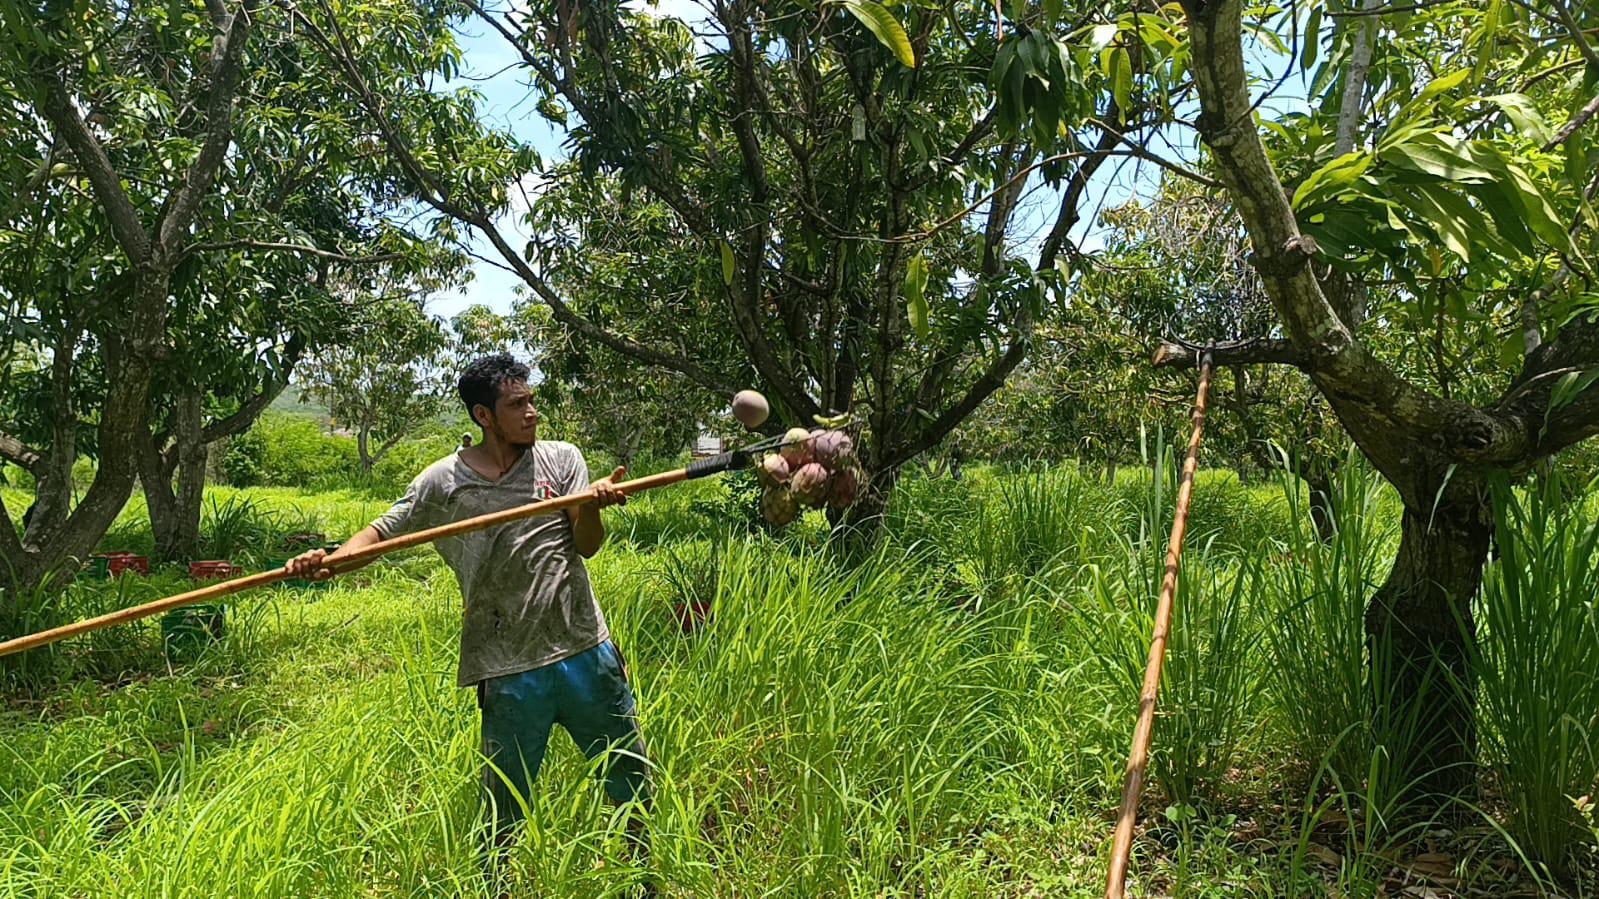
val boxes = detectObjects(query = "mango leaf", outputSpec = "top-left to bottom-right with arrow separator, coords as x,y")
1422,182 -> 1517,259
1089,22 -> 1118,52
1497,329 -> 1525,369
841,0 -> 915,68
1463,181 -> 1536,257
1497,160 -> 1573,251
1479,93 -> 1553,145
1302,5 -> 1321,73
1110,47 -> 1132,114
720,240 -> 735,286
1394,183 -> 1476,262
1292,151 -> 1371,209
1379,131 -> 1496,184
904,254 -> 929,339
1417,70 -> 1471,105
1549,368 -> 1599,415
1468,0 -> 1502,91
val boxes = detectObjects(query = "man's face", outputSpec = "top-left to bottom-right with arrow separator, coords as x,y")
480,379 -> 538,446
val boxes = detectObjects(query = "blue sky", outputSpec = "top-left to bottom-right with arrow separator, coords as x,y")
427,3 -> 1310,320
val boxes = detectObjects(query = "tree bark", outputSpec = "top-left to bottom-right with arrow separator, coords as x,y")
1365,500 -> 1491,799
357,425 -> 374,472
142,392 -> 207,560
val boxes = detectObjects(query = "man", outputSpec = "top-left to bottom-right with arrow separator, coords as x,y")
461,432 -> 474,449
286,354 -> 651,853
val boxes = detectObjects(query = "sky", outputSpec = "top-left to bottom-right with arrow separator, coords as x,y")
425,2 -> 1312,320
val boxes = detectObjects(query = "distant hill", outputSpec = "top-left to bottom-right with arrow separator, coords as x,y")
268,388 -> 330,422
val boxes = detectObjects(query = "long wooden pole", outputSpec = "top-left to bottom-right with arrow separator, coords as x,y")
0,466 -> 699,659
1104,356 -> 1214,899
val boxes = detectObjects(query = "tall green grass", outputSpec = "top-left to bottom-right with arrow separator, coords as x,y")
1468,473 -> 1599,882
6,457 -> 1599,896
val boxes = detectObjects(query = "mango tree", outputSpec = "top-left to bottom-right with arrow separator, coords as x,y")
288,0 -> 1203,531
0,0 -> 460,605
1168,0 -> 1599,794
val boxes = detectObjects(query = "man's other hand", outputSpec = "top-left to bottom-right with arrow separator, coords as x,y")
592,466 -> 628,508
285,548 -> 333,581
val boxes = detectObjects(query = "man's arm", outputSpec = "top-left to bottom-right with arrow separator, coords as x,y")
284,525 -> 384,579
569,465 -> 627,558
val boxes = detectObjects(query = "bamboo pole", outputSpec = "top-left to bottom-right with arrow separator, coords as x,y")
1104,356 -> 1214,899
0,466 -> 696,659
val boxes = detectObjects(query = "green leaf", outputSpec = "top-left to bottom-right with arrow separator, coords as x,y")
1378,131 -> 1496,184
1549,368 -> 1599,414
1292,151 -> 1371,209
1468,0 -> 1502,91
841,0 -> 916,68
1494,157 -> 1573,251
1416,69 -> 1471,105
1478,94 -> 1553,145
1301,5 -> 1321,73
1043,0 -> 1061,25
719,240 -> 735,286
904,254 -> 929,340
1110,47 -> 1132,114
1463,182 -> 1536,257
1089,23 -> 1118,52
1396,183 -> 1497,263
1497,329 -> 1525,369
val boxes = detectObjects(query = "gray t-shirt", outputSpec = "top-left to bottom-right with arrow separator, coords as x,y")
371,441 -> 607,687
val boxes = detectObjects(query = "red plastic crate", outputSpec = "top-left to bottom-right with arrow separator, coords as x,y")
189,560 -> 242,581
108,555 -> 149,577
672,599 -> 714,634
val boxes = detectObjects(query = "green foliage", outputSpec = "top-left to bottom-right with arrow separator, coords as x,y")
1469,474 -> 1599,879
299,297 -> 453,472
686,470 -> 768,537
1261,452 -> 1397,787
199,496 -> 280,566
6,463 -> 1599,893
221,415 -> 358,491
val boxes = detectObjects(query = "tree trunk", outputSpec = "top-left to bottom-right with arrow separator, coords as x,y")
142,392 -> 207,561
357,425 -> 374,472
173,442 -> 207,558
1365,500 -> 1491,800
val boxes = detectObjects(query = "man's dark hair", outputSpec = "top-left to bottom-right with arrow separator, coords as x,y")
459,354 -> 531,423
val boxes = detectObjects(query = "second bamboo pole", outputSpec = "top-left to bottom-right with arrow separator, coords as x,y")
1104,355 -> 1215,899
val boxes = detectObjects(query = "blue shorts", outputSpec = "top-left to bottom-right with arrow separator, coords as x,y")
477,640 -> 651,831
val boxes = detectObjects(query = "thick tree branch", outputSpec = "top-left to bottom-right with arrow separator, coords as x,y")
38,77 -> 152,263
885,329 -> 1030,469
0,432 -> 44,476
200,335 -> 306,444
156,0 -> 258,251
1502,313 -> 1599,455
1181,0 -> 1528,502
1038,129 -> 1119,270
1334,0 -> 1380,156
